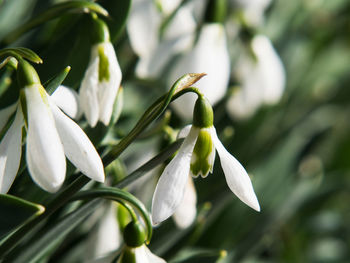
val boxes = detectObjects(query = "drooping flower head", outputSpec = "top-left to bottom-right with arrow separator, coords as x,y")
118,221 -> 166,263
79,17 -> 122,127
152,95 -> 260,225
0,59 -> 104,193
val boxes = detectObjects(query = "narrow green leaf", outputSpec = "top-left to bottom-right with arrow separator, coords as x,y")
43,66 -> 71,95
0,47 -> 42,64
0,195 -> 45,240
2,1 -> 109,44
170,248 -> 227,263
10,200 -> 99,263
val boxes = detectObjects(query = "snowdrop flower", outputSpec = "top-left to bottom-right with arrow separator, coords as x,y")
173,177 -> 197,229
127,0 -> 196,79
233,0 -> 272,26
118,221 -> 166,263
79,18 -> 122,127
0,59 -> 104,193
227,35 -> 285,120
51,85 -> 81,120
168,23 -> 230,119
152,95 -> 260,225
86,203 -> 122,262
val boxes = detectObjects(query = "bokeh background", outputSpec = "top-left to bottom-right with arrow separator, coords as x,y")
0,0 -> 349,262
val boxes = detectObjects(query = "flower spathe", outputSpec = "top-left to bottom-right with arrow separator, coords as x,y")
0,84 -> 105,193
152,124 -> 260,225
79,42 -> 122,127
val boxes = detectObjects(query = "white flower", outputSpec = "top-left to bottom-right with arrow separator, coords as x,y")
227,35 -> 286,120
117,245 -> 166,263
168,23 -> 230,119
79,42 -> 122,127
86,203 -> 122,262
51,85 -> 81,120
233,0 -> 272,26
127,0 -> 196,79
173,177 -> 197,229
0,84 -> 105,193
152,124 -> 260,225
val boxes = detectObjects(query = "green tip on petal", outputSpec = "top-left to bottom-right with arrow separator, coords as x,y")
17,59 -> 41,87
193,96 -> 214,128
190,129 -> 215,177
123,221 -> 147,248
98,45 -> 110,82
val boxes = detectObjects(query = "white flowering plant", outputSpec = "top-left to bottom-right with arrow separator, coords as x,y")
0,0 -> 349,262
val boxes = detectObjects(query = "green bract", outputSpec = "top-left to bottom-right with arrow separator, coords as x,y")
16,60 -> 41,87
193,95 -> 214,128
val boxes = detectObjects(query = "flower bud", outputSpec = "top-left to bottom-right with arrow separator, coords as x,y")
17,59 -> 41,88
123,221 -> 146,248
193,95 -> 214,128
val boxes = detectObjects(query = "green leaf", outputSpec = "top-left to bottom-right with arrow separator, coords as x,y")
43,66 -> 71,95
8,200 -> 99,263
0,195 -> 44,240
0,47 -> 42,65
2,1 -> 109,45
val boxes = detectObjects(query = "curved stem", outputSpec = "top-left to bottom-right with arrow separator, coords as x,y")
72,187 -> 153,243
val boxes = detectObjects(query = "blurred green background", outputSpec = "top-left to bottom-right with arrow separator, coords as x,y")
0,0 -> 350,262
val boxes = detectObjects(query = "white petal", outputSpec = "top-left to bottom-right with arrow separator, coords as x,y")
252,35 -> 286,104
0,108 -> 23,193
226,87 -> 260,120
0,103 -> 17,132
79,45 -> 100,127
98,42 -> 122,126
157,0 -> 182,15
177,124 -> 192,139
169,23 -> 230,119
25,85 -> 66,193
127,0 -> 161,58
173,177 -> 197,229
49,98 -> 104,183
135,245 -> 166,263
152,126 -> 199,224
92,204 -> 121,258
51,85 -> 81,120
210,127 -> 260,211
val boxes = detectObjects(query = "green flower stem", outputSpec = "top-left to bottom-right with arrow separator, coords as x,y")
1,1 -> 108,45
0,74 -> 204,258
72,187 -> 153,243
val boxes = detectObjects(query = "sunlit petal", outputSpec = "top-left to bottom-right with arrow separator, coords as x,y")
25,85 -> 66,193
49,98 -> 104,183
152,126 -> 199,224
210,127 -> 260,211
135,245 -> 166,263
173,177 -> 197,229
51,85 -> 81,120
98,42 -> 122,126
0,108 -> 23,193
79,46 -> 100,127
